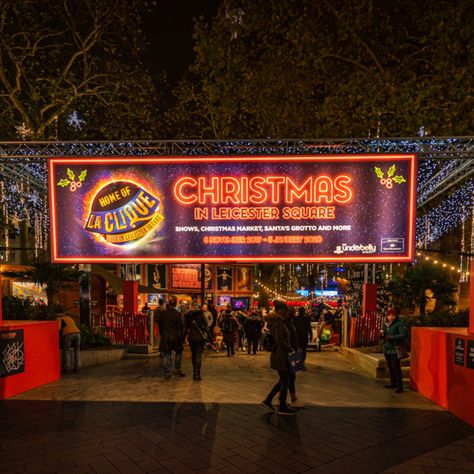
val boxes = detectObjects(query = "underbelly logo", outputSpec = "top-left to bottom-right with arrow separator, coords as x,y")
334,243 -> 377,254
84,181 -> 163,244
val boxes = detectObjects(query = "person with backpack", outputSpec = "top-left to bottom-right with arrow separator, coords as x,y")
219,304 -> 240,356
262,302 -> 296,416
183,307 -> 213,381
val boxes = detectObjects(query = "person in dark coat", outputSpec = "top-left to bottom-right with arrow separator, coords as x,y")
244,311 -> 263,355
293,307 -> 313,365
156,296 -> 185,380
219,305 -> 240,356
262,302 -> 296,416
285,309 -> 299,404
381,308 -> 408,393
207,301 -> 218,331
183,308 -> 212,381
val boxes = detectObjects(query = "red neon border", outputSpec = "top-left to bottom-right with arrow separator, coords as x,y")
48,154 -> 417,264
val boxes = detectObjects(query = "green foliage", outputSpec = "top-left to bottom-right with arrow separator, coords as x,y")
402,309 -> 469,348
3,262 -> 84,318
1,295 -> 63,320
389,263 -> 458,314
0,0 -> 162,139
79,324 -> 112,349
168,0 -> 473,138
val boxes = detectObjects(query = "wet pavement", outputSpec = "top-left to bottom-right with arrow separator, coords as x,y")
1,348 -> 472,473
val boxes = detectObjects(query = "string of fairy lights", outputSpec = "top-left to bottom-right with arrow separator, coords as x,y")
254,279 -> 320,305
415,251 -> 462,273
0,141 -> 472,269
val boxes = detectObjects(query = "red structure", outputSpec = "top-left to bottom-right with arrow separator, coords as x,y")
123,280 -> 138,315
0,320 -> 60,399
410,261 -> 474,427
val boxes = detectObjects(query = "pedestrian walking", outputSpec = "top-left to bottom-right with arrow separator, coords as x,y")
57,314 -> 81,373
201,303 -> 214,329
219,305 -> 240,356
244,310 -> 263,355
184,307 -> 212,381
207,300 -> 218,331
381,308 -> 408,393
293,307 -> 313,366
285,308 -> 299,404
262,302 -> 296,415
236,309 -> 247,351
156,295 -> 185,380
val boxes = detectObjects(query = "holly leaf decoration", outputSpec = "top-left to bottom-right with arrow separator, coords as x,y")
78,170 -> 87,182
374,166 -> 384,178
393,175 -> 406,184
58,179 -> 70,187
387,165 -> 396,177
67,168 -> 75,181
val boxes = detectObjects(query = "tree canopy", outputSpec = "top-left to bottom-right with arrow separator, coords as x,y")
389,263 -> 458,314
168,0 -> 473,139
0,0 -> 162,140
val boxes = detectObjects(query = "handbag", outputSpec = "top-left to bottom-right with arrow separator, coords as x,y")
395,344 -> 409,359
288,348 -> 304,373
192,320 -> 210,342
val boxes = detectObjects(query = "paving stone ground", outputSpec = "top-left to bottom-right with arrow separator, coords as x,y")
1,348 -> 472,473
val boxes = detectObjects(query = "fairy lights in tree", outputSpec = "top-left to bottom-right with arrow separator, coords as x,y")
0,139 -> 472,265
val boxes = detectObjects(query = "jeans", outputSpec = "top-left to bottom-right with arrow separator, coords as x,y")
189,341 -> 204,374
163,351 -> 182,374
247,337 -> 259,354
63,332 -> 81,371
265,370 -> 290,409
289,372 -> 296,396
385,353 -> 403,389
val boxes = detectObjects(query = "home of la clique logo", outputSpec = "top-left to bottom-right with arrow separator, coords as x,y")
83,181 -> 163,245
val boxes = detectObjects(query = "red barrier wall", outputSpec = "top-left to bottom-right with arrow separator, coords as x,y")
123,280 -> 138,315
0,320 -> 60,399
411,327 -> 474,427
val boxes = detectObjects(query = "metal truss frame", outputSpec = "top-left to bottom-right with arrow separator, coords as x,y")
1,137 -> 473,207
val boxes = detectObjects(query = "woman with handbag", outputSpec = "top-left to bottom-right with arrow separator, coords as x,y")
381,308 -> 408,393
184,308 -> 212,381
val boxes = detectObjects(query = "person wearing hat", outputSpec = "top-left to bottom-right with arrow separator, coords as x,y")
381,308 -> 408,393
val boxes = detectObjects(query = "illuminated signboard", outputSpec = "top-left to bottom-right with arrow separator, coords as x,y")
170,264 -> 212,290
49,155 -> 416,263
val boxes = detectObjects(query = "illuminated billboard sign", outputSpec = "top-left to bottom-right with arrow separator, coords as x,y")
48,155 -> 416,263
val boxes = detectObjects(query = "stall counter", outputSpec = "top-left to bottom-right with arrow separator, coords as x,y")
410,326 -> 474,427
0,320 -> 60,399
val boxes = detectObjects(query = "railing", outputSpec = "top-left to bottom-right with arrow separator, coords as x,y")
348,311 -> 383,347
92,309 -> 151,345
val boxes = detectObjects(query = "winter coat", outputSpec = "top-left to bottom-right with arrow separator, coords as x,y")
293,315 -> 313,349
284,317 -> 299,351
184,310 -> 212,343
219,311 -> 240,344
382,317 -> 408,355
269,316 -> 293,372
244,316 -> 263,339
157,307 -> 184,353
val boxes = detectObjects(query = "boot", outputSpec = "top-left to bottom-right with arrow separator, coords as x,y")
175,369 -> 186,377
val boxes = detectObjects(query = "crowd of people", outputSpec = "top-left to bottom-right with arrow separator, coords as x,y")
57,298 -> 407,416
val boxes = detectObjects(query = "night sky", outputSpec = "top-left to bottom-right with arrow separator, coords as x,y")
143,1 -> 221,85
